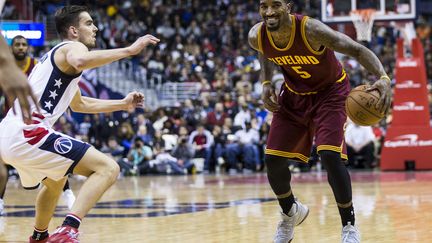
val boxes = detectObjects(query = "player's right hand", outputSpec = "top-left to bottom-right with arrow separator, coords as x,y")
261,83 -> 279,112
0,67 -> 39,125
127,35 -> 160,56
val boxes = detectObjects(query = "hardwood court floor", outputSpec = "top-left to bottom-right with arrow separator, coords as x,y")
0,171 -> 432,242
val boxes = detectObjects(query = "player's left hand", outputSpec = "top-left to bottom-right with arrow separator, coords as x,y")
123,91 -> 145,110
367,77 -> 392,115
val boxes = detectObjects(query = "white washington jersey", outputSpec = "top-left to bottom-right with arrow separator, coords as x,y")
0,41 -> 91,189
3,41 -> 82,129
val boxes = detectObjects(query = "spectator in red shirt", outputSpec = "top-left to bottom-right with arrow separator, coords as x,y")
206,102 -> 228,128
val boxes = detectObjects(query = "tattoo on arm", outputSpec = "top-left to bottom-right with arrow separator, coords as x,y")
306,18 -> 387,77
259,53 -> 275,82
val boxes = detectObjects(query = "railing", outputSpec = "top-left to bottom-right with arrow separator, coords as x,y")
95,60 -> 163,109
159,82 -> 202,106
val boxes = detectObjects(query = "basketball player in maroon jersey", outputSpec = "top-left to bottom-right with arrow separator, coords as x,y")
11,35 -> 38,76
249,1 -> 391,242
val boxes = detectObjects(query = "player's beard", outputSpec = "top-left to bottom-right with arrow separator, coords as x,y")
13,52 -> 26,61
267,23 -> 280,32
265,18 -> 281,32
81,39 -> 96,49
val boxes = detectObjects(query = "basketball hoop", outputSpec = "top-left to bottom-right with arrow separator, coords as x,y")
350,9 -> 377,42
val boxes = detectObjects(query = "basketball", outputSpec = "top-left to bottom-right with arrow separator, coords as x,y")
345,85 -> 384,126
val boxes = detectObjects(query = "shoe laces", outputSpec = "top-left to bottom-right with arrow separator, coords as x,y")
68,230 -> 80,239
342,224 -> 359,243
275,219 -> 294,238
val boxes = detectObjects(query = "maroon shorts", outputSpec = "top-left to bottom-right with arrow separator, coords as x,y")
265,79 -> 350,162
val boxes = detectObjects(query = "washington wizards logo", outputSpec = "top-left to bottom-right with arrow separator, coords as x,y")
54,137 -> 73,154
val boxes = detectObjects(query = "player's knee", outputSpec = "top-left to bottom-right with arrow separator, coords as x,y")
43,179 -> 66,196
98,159 -> 120,183
319,150 -> 342,170
265,154 -> 288,172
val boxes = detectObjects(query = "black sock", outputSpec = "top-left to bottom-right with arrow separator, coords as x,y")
338,205 -> 355,226
62,214 -> 81,229
32,228 -> 49,240
63,180 -> 70,191
319,151 -> 355,226
265,155 -> 295,215
278,194 -> 295,215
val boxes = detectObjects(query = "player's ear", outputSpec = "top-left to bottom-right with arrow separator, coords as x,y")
69,26 -> 78,37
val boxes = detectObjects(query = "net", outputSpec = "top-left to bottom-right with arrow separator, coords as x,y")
350,9 -> 377,42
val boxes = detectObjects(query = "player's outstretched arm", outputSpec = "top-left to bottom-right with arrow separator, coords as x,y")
248,23 -> 279,112
304,18 -> 391,114
0,35 -> 39,124
65,34 -> 160,72
70,89 -> 144,114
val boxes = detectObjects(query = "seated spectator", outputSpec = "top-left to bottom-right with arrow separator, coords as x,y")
206,102 -> 228,128
210,125 -> 227,172
120,137 -> 153,175
345,121 -> 377,169
188,124 -> 214,172
225,121 -> 260,173
135,124 -> 153,146
171,136 -> 196,174
101,136 -> 125,161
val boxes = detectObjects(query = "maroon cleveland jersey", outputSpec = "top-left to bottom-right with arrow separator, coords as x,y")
258,14 -> 346,94
1,57 -> 37,114
22,57 -> 37,76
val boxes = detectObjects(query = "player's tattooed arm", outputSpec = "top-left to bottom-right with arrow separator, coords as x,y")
304,17 -> 391,113
305,18 -> 387,78
248,23 -> 279,112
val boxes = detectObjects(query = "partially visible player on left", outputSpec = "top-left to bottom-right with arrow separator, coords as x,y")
0,5 -> 159,242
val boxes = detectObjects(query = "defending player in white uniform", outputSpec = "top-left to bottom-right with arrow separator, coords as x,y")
0,5 -> 159,242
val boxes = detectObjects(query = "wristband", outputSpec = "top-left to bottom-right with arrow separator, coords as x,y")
262,80 -> 271,86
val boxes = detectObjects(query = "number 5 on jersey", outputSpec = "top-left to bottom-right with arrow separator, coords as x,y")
292,66 -> 311,79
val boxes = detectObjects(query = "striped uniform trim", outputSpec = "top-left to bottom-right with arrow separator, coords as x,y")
317,145 -> 348,160
284,69 -> 347,95
284,83 -> 318,95
22,57 -> 32,74
301,16 -> 326,55
276,190 -> 293,199
337,201 -> 353,208
336,69 -> 347,83
34,227 -> 48,232
265,148 -> 309,163
317,145 -> 342,152
266,15 -> 296,51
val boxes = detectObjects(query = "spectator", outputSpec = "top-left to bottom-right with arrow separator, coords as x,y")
188,124 -> 214,172
122,137 -> 153,175
171,136 -> 196,174
225,121 -> 260,173
345,121 -> 377,169
206,102 -> 229,128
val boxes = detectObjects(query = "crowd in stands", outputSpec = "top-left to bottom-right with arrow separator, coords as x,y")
1,0 -> 432,175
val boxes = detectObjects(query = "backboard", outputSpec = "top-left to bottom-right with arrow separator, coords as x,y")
321,0 -> 416,23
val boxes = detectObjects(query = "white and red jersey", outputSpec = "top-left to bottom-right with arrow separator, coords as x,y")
0,41 -> 91,189
3,41 -> 82,129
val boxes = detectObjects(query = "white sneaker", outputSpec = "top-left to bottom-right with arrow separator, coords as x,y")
274,200 -> 309,243
0,199 -> 4,215
341,223 -> 360,243
61,189 -> 76,210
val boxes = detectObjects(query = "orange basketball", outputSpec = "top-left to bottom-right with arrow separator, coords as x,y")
345,85 -> 384,126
